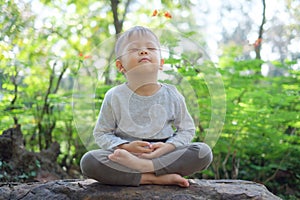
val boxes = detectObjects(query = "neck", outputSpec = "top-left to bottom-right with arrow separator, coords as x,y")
125,69 -> 160,96
126,81 -> 161,96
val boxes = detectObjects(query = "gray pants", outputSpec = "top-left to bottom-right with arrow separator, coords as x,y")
80,142 -> 212,186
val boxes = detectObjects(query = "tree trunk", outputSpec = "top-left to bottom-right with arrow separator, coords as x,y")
104,0 -> 132,85
0,125 -> 69,183
255,0 -> 266,60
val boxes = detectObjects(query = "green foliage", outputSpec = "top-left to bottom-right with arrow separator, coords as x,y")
1,1 -> 299,199
203,46 -> 300,198
172,43 -> 299,200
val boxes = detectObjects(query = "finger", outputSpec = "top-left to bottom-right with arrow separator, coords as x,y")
152,142 -> 164,146
137,147 -> 153,153
132,140 -> 150,147
136,141 -> 152,147
151,142 -> 163,149
139,152 -> 155,159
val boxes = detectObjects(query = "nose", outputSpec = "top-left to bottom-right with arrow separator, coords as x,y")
138,48 -> 148,55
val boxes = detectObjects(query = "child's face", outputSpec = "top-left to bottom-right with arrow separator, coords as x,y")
116,32 -> 164,74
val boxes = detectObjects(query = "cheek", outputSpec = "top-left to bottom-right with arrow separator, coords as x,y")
153,55 -> 162,62
128,54 -> 139,61
123,57 -> 139,68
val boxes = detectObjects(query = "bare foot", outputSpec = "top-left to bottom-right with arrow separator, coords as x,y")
141,173 -> 190,188
108,149 -> 154,172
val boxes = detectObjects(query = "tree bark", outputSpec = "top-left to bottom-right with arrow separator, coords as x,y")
0,126 -> 69,183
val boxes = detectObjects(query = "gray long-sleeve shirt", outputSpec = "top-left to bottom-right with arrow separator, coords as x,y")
93,83 -> 195,149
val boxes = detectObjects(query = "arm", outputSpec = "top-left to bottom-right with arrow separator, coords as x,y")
93,90 -> 129,149
165,88 -> 195,147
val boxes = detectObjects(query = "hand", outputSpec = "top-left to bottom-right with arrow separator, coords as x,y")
117,141 -> 153,154
139,142 -> 175,159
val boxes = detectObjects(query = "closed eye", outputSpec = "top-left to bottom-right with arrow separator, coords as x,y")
128,48 -> 139,52
128,47 -> 158,52
147,47 -> 158,51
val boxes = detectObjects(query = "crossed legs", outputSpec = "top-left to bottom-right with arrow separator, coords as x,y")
80,143 -> 212,187
108,149 -> 189,187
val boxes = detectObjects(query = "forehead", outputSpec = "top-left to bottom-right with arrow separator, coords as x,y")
126,39 -> 158,48
121,30 -> 160,47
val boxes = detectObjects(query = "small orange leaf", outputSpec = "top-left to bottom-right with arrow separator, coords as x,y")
152,9 -> 158,17
79,52 -> 91,60
164,11 -> 172,19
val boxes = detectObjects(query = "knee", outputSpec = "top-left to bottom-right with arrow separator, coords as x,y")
80,151 -> 97,176
192,143 -> 213,168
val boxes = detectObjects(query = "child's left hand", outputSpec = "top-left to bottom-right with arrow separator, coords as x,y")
139,142 -> 175,159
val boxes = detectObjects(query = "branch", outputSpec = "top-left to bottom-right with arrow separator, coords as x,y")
222,146 -> 231,179
263,151 -> 290,184
11,66 -> 19,125
258,0 -> 266,40
212,154 -> 221,179
255,0 -> 266,59
121,0 -> 131,29
53,62 -> 68,94
234,89 -> 247,104
41,61 -> 56,119
111,0 -> 131,34
231,150 -> 240,179
10,73 -> 18,106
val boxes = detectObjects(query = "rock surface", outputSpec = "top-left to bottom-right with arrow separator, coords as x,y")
0,179 -> 282,200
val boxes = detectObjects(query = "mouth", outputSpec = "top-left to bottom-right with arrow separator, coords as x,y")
139,58 -> 151,63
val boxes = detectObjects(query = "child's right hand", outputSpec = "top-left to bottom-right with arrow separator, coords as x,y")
117,141 -> 153,154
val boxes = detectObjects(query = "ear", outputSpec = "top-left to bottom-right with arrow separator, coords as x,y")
116,60 -> 126,73
159,58 -> 164,70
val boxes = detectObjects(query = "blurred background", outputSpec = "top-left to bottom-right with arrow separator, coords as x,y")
0,0 -> 299,199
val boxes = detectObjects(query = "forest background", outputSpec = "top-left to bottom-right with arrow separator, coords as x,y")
0,0 -> 299,199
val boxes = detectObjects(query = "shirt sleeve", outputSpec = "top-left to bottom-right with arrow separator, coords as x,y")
93,89 -> 129,149
165,86 -> 195,147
